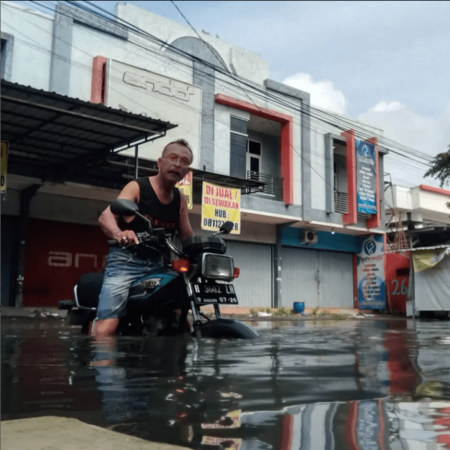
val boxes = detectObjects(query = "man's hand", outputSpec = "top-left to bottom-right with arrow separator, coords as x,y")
113,230 -> 139,247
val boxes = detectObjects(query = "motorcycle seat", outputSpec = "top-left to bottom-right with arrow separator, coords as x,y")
182,236 -> 227,257
75,272 -> 104,309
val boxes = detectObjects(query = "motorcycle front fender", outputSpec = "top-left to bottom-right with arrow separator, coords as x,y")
197,318 -> 259,339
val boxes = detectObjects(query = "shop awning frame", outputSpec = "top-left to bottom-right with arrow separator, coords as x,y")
2,80 -> 264,193
1,80 -> 177,187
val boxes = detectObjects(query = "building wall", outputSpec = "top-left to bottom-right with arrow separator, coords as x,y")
386,184 -> 450,226
115,3 -> 270,85
70,22 -> 195,103
385,252 -> 410,315
2,1 -> 387,226
1,3 -> 53,90
2,2 -> 391,309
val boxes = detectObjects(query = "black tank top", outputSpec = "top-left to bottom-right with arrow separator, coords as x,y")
119,177 -> 180,235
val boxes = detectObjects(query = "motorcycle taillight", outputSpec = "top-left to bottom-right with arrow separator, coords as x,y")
172,259 -> 190,273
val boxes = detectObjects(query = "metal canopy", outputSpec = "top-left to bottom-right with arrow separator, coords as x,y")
1,80 -> 176,187
2,80 -> 264,193
109,157 -> 265,195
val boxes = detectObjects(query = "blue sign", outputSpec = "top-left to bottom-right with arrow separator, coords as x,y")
356,401 -> 382,449
357,235 -> 386,310
356,140 -> 377,214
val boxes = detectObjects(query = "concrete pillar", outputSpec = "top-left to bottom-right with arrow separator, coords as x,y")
49,4 -> 73,95
14,184 -> 41,307
273,225 -> 283,308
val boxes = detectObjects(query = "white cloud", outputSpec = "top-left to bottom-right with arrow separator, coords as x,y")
282,73 -> 346,114
371,101 -> 403,113
281,73 -> 450,187
358,101 -> 450,187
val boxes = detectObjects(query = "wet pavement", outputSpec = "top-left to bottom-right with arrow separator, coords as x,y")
2,317 -> 450,449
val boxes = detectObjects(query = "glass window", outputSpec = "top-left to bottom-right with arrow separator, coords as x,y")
248,140 -> 261,155
230,116 -> 247,135
1,39 -> 6,79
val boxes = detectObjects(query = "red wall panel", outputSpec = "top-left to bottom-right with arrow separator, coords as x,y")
385,252 -> 411,315
23,219 -> 109,307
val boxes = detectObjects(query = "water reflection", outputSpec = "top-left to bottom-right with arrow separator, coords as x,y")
2,318 -> 450,449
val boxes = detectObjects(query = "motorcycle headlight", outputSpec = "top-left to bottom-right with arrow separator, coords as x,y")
201,254 -> 234,281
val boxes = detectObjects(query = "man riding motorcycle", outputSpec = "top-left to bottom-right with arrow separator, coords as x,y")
95,139 -> 194,337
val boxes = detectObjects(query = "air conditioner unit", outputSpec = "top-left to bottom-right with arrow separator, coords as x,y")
300,230 -> 318,244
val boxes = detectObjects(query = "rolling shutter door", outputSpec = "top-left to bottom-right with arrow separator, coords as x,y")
281,247 -> 318,308
320,250 -> 353,308
281,247 -> 353,309
226,240 -> 272,308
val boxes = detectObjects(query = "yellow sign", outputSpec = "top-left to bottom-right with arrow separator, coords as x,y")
201,436 -> 242,450
412,248 -> 447,272
1,141 -> 8,192
176,170 -> 192,210
201,182 -> 241,234
201,410 -> 241,429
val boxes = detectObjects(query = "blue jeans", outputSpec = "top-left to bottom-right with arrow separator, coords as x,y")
97,247 -> 164,320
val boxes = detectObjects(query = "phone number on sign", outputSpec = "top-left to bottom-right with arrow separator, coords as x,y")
203,218 -> 239,231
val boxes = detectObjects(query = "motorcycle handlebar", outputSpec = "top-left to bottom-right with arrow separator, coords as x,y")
106,230 -> 184,257
107,239 -> 119,247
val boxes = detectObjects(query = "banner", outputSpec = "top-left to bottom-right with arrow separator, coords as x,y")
355,401 -> 384,449
201,182 -> 241,234
412,248 -> 447,272
356,139 -> 377,214
357,234 -> 386,309
1,141 -> 8,193
176,171 -> 192,210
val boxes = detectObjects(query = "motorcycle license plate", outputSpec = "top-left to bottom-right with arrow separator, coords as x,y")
192,283 -> 239,305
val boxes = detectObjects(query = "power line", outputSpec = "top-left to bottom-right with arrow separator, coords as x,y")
75,0 -> 435,164
8,0 -> 434,183
28,0 -> 435,168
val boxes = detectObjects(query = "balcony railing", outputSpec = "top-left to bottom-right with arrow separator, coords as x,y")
247,171 -> 283,201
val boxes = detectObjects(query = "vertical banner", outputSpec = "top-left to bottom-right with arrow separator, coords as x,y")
356,139 -> 377,214
1,141 -> 8,193
201,182 -> 241,234
357,234 -> 386,309
176,171 -> 193,210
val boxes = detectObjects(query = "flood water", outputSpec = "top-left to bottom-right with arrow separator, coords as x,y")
2,317 -> 450,449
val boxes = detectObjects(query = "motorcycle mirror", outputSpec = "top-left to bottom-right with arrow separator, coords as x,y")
220,221 -> 234,234
110,198 -> 139,216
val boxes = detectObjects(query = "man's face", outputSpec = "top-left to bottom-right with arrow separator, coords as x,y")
158,143 -> 192,183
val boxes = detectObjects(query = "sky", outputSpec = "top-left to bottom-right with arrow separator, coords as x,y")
12,1 -> 450,188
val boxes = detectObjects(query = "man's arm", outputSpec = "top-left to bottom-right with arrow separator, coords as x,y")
177,192 -> 194,241
98,181 -> 140,246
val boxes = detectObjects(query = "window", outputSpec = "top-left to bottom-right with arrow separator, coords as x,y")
1,39 -> 6,79
1,33 -> 14,81
229,116 -> 248,178
247,140 -> 261,174
333,140 -> 348,214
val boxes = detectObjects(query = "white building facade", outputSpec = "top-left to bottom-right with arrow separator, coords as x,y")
1,2 -> 389,309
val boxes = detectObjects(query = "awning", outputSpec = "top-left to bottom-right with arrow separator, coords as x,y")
110,157 -> 264,194
2,80 -> 264,193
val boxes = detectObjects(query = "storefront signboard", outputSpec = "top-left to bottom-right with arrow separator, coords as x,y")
356,139 -> 377,214
357,234 -> 386,309
412,248 -> 447,272
106,60 -> 202,168
201,182 -> 241,234
176,171 -> 193,210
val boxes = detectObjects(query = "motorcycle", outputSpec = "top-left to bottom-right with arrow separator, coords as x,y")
59,198 -> 258,339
